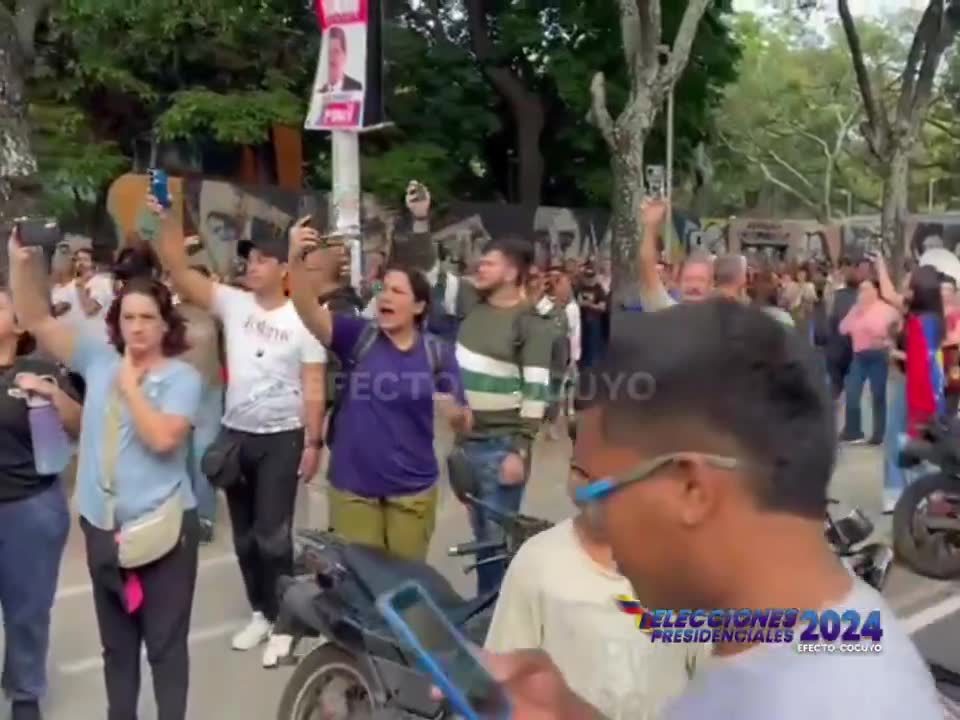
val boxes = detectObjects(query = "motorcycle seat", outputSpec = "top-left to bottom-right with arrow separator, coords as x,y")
340,543 -> 467,611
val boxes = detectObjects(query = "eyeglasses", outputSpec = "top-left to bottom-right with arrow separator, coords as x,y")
572,453 -> 739,530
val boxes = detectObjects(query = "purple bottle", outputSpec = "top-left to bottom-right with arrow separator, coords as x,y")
25,378 -> 71,476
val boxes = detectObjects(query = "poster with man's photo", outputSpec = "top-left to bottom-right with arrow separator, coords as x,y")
306,0 -> 384,131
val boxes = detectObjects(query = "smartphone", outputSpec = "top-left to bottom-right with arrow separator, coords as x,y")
377,582 -> 511,720
15,217 -> 62,249
149,168 -> 171,208
407,181 -> 427,203
645,165 -> 665,198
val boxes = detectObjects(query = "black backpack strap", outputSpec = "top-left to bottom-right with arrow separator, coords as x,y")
348,322 -> 380,370
423,332 -> 445,385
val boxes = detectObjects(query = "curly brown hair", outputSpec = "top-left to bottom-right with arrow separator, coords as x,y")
105,277 -> 189,356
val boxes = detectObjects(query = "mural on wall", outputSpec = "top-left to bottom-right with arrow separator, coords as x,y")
108,174 -> 960,274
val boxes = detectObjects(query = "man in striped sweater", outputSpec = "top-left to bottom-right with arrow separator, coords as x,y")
456,237 -> 554,593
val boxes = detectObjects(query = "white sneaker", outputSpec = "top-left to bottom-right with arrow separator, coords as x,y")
232,612 -> 272,651
262,633 -> 294,668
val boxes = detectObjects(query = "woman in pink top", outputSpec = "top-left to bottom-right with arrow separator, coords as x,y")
839,278 -> 901,444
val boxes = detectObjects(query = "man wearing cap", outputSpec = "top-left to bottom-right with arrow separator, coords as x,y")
151,202 -> 328,667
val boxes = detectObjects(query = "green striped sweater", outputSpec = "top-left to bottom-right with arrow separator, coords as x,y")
456,300 -> 554,445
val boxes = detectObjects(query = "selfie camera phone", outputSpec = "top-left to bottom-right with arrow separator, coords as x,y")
377,582 -> 511,720
15,217 -> 62,249
149,168 -> 171,208
645,164 -> 665,199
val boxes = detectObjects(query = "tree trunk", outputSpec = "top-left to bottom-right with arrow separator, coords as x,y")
514,98 -> 545,206
609,103 -> 650,341
881,145 -> 909,277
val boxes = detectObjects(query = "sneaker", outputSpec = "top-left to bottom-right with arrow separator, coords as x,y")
12,700 -> 42,720
262,633 -> 294,668
199,520 -> 214,545
841,434 -> 867,445
232,612 -> 272,651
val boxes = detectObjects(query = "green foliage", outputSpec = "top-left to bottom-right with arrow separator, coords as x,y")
157,88 -> 304,144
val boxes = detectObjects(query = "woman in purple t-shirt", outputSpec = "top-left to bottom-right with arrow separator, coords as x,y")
288,226 -> 470,560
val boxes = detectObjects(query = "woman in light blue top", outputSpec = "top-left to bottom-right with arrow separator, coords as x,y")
8,235 -> 202,720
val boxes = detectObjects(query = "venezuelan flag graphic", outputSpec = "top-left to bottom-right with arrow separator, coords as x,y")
906,313 -> 945,437
615,595 -> 654,633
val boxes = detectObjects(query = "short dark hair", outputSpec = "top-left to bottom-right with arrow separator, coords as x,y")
113,240 -> 161,282
383,263 -> 432,326
329,25 -> 347,51
105,277 -> 189,357
482,236 -> 533,286
581,301 -> 835,519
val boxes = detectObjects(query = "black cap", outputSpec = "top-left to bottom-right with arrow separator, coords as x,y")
238,217 -> 288,262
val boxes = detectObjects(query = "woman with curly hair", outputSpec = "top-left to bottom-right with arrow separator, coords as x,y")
8,230 -> 203,720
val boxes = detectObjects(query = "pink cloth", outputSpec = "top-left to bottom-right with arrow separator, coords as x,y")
123,572 -> 144,614
839,301 -> 899,352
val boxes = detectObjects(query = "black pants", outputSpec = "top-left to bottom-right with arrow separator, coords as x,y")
83,512 -> 200,720
225,428 -> 303,622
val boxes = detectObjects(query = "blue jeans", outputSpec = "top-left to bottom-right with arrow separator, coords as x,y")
189,383 -> 224,525
0,481 -> 69,701
843,349 -> 888,441
884,372 -> 907,506
461,436 -> 529,595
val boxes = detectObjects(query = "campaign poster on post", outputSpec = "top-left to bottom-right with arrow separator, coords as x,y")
306,0 -> 384,132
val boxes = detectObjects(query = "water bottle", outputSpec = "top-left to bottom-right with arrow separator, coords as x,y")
26,383 -> 71,477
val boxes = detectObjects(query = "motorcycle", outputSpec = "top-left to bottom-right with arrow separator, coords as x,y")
274,458 -> 551,720
824,499 -> 893,591
892,416 -> 960,579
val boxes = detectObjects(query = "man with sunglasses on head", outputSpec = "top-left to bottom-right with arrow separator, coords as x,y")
479,301 -> 941,720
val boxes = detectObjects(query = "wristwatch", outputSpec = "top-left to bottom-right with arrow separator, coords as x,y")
306,437 -> 324,450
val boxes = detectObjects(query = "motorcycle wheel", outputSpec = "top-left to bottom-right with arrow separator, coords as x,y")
893,473 -> 960,579
276,643 -> 379,720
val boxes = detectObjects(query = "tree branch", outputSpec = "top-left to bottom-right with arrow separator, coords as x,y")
897,0 -> 937,123
589,72 -> 616,150
665,0 -> 712,85
719,132 -> 819,212
616,0 -> 644,89
766,149 -> 816,192
637,0 -> 661,72
906,2 -> 960,131
837,0 -> 888,154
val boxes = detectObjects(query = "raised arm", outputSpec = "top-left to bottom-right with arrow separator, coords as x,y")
872,253 -> 905,313
148,197 -> 215,311
288,217 -> 335,347
636,198 -> 676,310
7,232 -> 75,365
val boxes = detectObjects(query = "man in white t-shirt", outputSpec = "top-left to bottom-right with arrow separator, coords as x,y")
486,473 -> 705,720
153,205 -> 327,667
49,247 -> 114,341
479,302 -> 942,720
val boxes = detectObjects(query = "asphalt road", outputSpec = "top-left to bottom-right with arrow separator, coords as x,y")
30,418 -> 960,719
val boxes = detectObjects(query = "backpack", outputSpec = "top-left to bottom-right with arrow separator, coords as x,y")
513,303 -> 570,394
320,288 -> 366,412
425,270 -> 461,342
325,323 -> 447,445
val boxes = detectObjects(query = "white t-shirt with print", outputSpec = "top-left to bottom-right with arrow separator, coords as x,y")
51,275 -> 114,341
485,518 -> 706,720
213,285 -> 327,434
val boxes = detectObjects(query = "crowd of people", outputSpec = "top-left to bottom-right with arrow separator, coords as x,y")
0,180 -> 946,720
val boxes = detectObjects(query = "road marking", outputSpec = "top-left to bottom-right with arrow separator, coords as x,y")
58,621 -> 242,676
905,592 -> 960,635
54,554 -> 235,602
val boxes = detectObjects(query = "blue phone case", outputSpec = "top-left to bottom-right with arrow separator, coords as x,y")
150,169 -> 170,208
376,581 -> 510,720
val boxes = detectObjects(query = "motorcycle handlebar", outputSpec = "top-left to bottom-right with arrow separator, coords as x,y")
448,540 -> 506,557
